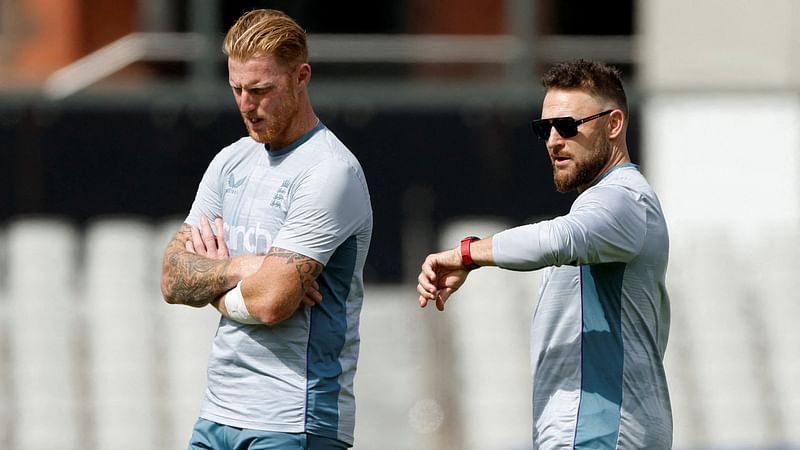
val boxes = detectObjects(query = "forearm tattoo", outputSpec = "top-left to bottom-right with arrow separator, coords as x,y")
163,224 -> 231,307
267,247 -> 323,291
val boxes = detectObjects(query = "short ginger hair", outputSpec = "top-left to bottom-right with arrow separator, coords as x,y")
223,9 -> 308,66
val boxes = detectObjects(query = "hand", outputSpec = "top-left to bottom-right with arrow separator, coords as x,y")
187,216 -> 265,276
416,247 -> 469,311
301,279 -> 323,308
186,216 -> 228,258
188,216 -> 323,316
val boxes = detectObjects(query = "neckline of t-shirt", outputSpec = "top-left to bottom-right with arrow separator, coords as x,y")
264,121 -> 326,158
592,162 -> 639,187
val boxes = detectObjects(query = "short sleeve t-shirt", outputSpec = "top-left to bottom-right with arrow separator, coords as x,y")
185,123 -> 372,445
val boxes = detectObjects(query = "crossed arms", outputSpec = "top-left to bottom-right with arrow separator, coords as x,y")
160,217 -> 322,325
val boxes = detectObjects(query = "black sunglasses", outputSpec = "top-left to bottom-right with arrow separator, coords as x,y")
530,109 -> 614,140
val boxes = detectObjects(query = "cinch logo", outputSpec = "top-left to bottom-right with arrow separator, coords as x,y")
226,173 -> 247,194
224,222 -> 272,254
270,179 -> 291,208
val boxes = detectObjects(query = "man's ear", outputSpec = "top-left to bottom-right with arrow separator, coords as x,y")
296,63 -> 311,88
608,109 -> 625,139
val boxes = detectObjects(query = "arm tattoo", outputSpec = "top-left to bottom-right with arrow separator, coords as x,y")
267,247 -> 323,291
162,224 -> 232,307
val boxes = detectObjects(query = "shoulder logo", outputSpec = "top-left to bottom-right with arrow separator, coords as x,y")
225,173 -> 247,194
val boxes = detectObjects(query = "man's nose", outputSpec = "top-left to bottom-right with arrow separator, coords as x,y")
546,125 -> 564,148
239,91 -> 256,113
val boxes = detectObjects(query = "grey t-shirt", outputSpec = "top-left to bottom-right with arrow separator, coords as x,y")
493,164 -> 672,449
185,123 -> 372,445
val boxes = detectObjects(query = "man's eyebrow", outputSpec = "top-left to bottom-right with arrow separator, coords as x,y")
228,82 -> 272,90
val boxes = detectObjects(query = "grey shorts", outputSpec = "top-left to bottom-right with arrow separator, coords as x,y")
188,418 -> 350,450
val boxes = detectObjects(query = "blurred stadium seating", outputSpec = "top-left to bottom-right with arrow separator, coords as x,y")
2,1 -> 799,449
1,217 -> 799,450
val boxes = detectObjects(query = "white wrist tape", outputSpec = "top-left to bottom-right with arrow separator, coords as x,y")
224,281 -> 260,324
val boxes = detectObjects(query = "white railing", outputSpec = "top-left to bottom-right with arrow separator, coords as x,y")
41,32 -> 632,101
42,32 -> 208,100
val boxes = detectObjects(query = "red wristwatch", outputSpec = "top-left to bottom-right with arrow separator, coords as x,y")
460,236 -> 481,271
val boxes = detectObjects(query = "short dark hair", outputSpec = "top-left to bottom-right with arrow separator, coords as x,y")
541,59 -> 628,115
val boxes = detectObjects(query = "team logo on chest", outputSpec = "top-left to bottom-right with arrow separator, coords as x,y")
270,179 -> 291,208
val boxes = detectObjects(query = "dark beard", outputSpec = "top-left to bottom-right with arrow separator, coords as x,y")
553,136 -> 612,193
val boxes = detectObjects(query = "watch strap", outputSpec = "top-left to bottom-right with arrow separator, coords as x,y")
460,236 -> 480,271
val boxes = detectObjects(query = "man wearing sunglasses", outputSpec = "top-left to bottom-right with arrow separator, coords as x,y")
417,59 -> 671,449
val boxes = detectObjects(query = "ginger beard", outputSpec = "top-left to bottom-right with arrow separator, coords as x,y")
243,79 -> 300,145
242,69 -> 300,144
552,130 -> 612,193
